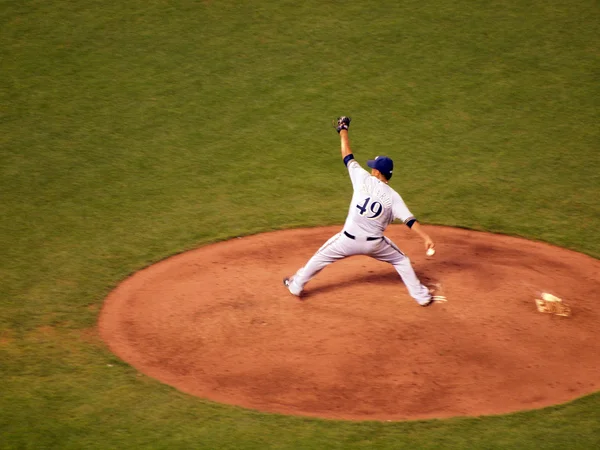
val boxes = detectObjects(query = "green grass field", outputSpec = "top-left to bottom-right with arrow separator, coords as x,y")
1,0 -> 599,448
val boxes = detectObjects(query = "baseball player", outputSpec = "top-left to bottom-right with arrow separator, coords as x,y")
283,117 -> 445,306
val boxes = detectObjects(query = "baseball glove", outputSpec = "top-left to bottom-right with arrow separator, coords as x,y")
334,116 -> 351,133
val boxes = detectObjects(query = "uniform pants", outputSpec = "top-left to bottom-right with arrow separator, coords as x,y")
288,232 -> 432,305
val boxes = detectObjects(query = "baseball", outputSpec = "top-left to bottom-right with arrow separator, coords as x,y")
426,248 -> 436,256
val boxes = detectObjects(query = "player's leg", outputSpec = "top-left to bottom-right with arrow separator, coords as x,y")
370,237 -> 431,305
286,232 -> 348,295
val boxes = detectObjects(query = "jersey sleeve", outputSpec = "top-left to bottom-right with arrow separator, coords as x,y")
391,191 -> 415,224
347,159 -> 369,189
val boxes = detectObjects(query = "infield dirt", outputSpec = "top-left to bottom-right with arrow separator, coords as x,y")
99,225 -> 600,421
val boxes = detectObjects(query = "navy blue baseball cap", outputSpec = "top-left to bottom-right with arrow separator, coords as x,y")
367,156 -> 394,180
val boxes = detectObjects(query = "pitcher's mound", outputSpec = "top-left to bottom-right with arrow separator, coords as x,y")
99,225 -> 600,421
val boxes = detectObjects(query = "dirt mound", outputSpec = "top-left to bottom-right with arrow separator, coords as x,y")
99,225 -> 600,421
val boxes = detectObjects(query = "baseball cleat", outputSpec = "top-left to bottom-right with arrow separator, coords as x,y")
422,283 -> 447,306
283,277 -> 302,297
421,295 -> 447,307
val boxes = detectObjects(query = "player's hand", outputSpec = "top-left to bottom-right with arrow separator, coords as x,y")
334,116 -> 351,133
425,239 -> 434,251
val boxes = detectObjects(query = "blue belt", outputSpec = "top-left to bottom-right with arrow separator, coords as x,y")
343,231 -> 382,241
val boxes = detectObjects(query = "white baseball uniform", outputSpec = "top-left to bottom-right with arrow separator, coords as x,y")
286,159 -> 432,305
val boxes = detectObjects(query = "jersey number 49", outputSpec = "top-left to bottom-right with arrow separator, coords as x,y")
356,197 -> 383,219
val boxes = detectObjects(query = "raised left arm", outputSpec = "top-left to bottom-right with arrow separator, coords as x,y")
335,116 -> 353,163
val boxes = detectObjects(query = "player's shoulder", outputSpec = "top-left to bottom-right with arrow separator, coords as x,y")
347,159 -> 361,169
383,182 -> 399,197
390,187 -> 407,204
347,160 -> 370,181
347,159 -> 368,173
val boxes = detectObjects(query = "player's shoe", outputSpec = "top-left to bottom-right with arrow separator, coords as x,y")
283,277 -> 302,297
420,295 -> 447,307
421,297 -> 434,307
421,284 -> 447,306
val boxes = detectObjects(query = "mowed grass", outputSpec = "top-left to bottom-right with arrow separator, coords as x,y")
1,0 -> 599,448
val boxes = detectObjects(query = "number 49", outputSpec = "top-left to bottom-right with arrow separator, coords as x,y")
356,197 -> 383,219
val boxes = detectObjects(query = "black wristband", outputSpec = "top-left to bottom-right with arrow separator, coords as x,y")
343,154 -> 354,166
